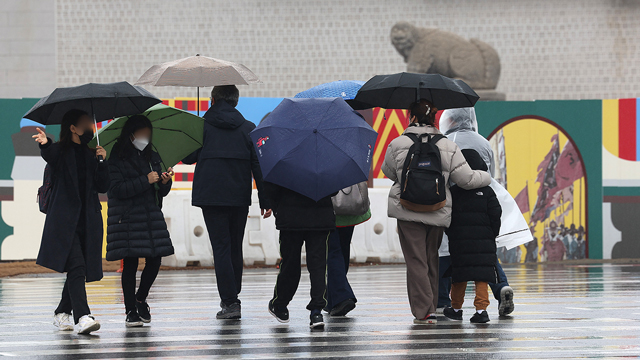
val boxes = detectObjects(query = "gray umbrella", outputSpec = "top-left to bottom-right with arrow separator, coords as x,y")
135,54 -> 261,115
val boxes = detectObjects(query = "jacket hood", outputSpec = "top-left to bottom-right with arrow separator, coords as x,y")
403,124 -> 442,136
204,100 -> 246,129
439,107 -> 478,135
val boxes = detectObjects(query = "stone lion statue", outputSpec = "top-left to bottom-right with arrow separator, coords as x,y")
391,21 -> 501,90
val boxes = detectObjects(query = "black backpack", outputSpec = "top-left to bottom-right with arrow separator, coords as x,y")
399,133 -> 447,212
37,163 -> 55,214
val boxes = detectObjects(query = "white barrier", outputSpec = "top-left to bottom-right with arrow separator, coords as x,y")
161,188 -> 405,267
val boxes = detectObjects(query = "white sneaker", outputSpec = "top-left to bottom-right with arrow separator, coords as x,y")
77,315 -> 100,334
53,313 -> 74,331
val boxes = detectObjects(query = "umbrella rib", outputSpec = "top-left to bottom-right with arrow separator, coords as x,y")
152,127 -> 203,146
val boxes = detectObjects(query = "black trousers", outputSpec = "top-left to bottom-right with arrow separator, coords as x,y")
326,226 -> 357,310
121,257 -> 162,313
201,206 -> 249,306
54,229 -> 90,324
270,230 -> 330,311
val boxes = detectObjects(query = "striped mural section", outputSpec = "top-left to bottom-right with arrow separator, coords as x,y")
603,98 -> 640,161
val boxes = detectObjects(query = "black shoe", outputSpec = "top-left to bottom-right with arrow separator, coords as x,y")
216,302 -> 241,320
443,306 -> 463,321
329,299 -> 356,317
125,311 -> 144,327
470,310 -> 490,324
310,312 -> 324,329
135,300 -> 151,323
268,302 -> 289,323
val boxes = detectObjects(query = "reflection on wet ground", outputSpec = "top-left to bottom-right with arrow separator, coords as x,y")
0,263 -> 639,359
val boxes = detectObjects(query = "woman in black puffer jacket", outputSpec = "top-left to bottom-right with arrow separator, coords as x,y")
106,115 -> 174,327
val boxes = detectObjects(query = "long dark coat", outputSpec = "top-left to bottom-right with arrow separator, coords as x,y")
445,184 -> 501,284
36,139 -> 110,282
105,147 -> 174,261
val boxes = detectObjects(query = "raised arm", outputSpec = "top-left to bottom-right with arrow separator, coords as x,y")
448,146 -> 491,190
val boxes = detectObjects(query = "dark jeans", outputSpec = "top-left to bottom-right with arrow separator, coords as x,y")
491,260 -> 509,302
202,206 -> 249,306
121,256 -> 162,313
438,257 -> 510,307
270,230 -> 329,311
326,226 -> 357,310
55,230 -> 90,324
437,256 -> 452,308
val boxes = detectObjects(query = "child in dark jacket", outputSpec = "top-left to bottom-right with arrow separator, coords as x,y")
443,149 -> 501,324
265,182 -> 336,329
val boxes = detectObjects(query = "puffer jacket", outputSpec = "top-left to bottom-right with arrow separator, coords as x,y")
106,148 -> 174,261
381,124 -> 491,228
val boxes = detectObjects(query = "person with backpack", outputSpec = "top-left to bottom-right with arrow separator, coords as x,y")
32,109 -> 110,334
105,115 -> 175,327
381,99 -> 491,324
443,149 -> 501,324
325,181 -> 371,317
265,183 -> 337,329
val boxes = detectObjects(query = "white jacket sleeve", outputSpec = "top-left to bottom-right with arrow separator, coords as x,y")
381,143 -> 398,182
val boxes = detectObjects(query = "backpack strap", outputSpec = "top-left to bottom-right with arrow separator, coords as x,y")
400,133 -> 427,189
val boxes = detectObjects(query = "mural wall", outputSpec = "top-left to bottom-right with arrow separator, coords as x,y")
1,97 -> 639,263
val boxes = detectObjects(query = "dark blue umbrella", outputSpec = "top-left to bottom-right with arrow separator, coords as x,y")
250,97 -> 378,201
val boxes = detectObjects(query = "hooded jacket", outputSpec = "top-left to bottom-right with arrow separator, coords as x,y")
183,100 -> 269,208
445,149 -> 500,284
440,107 -> 495,176
381,124 -> 491,228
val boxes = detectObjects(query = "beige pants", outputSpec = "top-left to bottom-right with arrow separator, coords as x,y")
397,220 -> 444,319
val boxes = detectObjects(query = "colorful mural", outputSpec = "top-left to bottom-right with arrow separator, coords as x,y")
488,119 -> 586,263
3,97 -> 640,262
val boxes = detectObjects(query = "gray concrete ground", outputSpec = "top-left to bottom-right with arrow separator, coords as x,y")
0,263 -> 639,359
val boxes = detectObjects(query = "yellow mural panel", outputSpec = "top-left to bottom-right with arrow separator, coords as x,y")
602,99 -> 619,157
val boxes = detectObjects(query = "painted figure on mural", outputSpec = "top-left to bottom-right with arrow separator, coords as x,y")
540,221 -> 566,262
524,226 -> 538,263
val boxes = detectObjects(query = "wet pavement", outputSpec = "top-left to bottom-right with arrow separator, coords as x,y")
0,263 -> 639,359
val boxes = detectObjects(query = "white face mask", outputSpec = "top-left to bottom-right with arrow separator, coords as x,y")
132,135 -> 149,151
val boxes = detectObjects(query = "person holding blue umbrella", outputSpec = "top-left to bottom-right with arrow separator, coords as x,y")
251,97 -> 378,329
295,81 -> 372,317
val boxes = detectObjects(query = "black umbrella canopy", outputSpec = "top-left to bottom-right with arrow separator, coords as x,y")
24,82 -> 162,125
352,72 -> 479,110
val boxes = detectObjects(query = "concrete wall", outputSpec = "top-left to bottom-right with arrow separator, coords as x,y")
0,0 -> 56,98
51,0 -> 640,101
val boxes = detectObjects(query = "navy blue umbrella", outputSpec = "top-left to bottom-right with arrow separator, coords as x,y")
250,97 -> 378,201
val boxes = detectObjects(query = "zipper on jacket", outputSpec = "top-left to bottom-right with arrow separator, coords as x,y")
436,178 -> 439,195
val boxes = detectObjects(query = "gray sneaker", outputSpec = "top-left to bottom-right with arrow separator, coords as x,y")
216,302 -> 241,319
499,286 -> 515,316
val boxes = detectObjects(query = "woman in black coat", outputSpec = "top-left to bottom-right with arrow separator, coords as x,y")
33,109 -> 109,334
105,115 -> 174,327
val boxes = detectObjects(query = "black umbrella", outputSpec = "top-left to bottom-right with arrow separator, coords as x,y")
352,72 -> 479,110
23,81 -> 162,127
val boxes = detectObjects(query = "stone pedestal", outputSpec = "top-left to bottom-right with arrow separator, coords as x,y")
476,90 -> 507,101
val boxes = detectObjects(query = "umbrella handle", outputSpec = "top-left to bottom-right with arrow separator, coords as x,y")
93,115 -> 104,163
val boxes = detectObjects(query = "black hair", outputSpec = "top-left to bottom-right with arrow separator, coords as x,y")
112,115 -> 153,161
461,149 -> 488,172
59,109 -> 90,149
408,99 -> 436,125
211,85 -> 240,107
